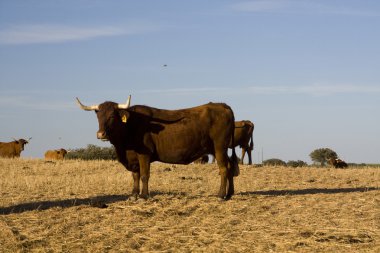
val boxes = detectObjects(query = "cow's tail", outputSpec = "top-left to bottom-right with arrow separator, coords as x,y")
230,148 -> 239,177
249,130 -> 254,151
229,121 -> 240,177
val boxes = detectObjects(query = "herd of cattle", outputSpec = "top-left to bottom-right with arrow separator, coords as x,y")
0,138 -> 68,160
1,96 -> 348,199
0,120 -> 253,163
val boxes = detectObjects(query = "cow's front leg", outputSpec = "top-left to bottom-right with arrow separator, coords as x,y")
138,155 -> 151,199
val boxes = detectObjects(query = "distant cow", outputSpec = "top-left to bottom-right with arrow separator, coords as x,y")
231,120 -> 254,165
44,148 -> 68,160
0,138 -> 31,158
329,158 -> 348,168
77,96 -> 239,200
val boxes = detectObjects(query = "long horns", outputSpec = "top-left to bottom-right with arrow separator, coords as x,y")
12,137 -> 31,142
117,95 -> 131,109
76,98 -> 99,111
76,95 -> 131,111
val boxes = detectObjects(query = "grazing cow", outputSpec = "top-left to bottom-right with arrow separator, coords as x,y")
44,148 -> 68,160
329,158 -> 348,168
77,96 -> 239,200
209,120 -> 255,164
0,138 -> 31,158
230,120 -> 254,165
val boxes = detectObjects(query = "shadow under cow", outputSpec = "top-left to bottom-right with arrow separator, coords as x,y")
239,187 -> 379,197
0,194 -> 129,215
1,187 -> 378,215
0,191 -> 190,215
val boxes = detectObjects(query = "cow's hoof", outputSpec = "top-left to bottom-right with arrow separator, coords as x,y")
224,195 -> 232,201
136,198 -> 147,203
130,194 -> 139,201
140,194 -> 150,200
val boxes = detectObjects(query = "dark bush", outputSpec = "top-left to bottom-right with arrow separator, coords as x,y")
287,160 -> 308,168
263,158 -> 286,166
66,144 -> 117,160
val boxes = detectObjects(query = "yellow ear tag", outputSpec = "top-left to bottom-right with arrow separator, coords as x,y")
121,115 -> 127,123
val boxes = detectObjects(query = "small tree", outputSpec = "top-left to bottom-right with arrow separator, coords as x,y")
309,148 -> 337,166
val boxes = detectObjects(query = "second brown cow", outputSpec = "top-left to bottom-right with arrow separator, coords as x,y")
44,149 -> 68,160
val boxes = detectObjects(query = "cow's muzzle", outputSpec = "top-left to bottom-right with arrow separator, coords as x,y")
97,131 -> 109,141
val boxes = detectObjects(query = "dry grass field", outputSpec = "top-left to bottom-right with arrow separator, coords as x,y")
0,158 -> 379,252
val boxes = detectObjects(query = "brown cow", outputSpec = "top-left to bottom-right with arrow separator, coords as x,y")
232,120 -> 254,165
77,96 -> 239,200
329,158 -> 348,168
0,138 -> 31,158
209,120 -> 254,165
44,148 -> 68,160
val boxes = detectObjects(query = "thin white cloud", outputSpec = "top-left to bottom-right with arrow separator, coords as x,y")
248,84 -> 380,96
137,84 -> 380,96
1,84 -> 378,111
139,87 -> 231,94
0,95 -> 74,111
231,0 -> 292,12
231,0 -> 379,17
0,24 -> 157,45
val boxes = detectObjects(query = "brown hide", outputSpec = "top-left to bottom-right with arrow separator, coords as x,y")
0,139 -> 29,158
230,120 -> 254,165
44,149 -> 68,160
98,102 -> 236,165
79,99 -> 239,200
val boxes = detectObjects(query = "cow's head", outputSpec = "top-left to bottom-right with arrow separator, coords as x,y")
58,148 -> 68,157
76,96 -> 131,141
14,138 -> 31,151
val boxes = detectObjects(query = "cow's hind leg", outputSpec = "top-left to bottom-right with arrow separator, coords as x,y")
215,151 -> 234,200
131,171 -> 140,200
226,167 -> 234,200
247,149 -> 252,165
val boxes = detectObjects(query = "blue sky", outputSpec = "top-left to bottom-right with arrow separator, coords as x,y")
0,0 -> 379,163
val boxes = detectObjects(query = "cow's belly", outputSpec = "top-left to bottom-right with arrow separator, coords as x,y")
151,127 -> 211,164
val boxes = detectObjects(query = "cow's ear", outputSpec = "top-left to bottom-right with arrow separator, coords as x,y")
118,110 -> 130,124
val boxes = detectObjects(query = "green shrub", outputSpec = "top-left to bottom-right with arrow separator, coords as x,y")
287,160 -> 308,168
66,144 -> 117,160
309,148 -> 337,166
263,158 -> 286,166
